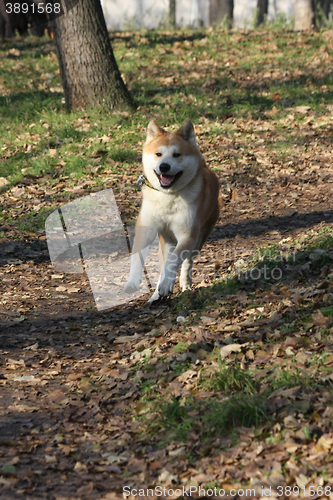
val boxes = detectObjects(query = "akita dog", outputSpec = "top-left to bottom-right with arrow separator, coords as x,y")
124,118 -> 219,303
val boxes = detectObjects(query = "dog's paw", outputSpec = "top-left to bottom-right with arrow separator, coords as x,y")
124,280 -> 140,294
180,281 -> 192,292
158,277 -> 175,297
147,288 -> 161,305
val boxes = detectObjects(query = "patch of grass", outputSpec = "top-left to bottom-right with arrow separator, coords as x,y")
280,321 -> 298,336
146,354 -> 331,444
201,395 -> 269,436
109,147 -> 138,163
152,395 -> 194,442
170,227 -> 331,321
266,362 -> 314,391
265,13 -> 294,30
236,228 -> 333,283
149,393 -> 269,443
11,207 -> 55,233
173,342 -> 189,354
172,277 -> 243,314
201,359 -> 258,395
309,232 -> 333,252
307,352 -> 330,368
292,227 -> 333,252
139,380 -> 159,401
171,360 -> 193,376
320,306 -> 333,318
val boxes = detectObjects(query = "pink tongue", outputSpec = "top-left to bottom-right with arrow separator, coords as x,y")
160,175 -> 175,186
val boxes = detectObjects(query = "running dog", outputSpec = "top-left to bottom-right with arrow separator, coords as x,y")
124,118 -> 219,303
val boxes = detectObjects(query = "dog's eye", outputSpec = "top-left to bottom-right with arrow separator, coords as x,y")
173,153 -> 181,158
156,152 -> 162,157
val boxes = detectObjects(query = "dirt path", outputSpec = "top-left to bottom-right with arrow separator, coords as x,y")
1,104 -> 333,499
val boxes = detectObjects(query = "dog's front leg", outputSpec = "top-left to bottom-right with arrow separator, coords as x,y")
158,240 -> 194,297
147,240 -> 175,303
124,222 -> 157,294
124,246 -> 149,293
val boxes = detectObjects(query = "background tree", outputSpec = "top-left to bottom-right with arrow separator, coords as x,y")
294,0 -> 314,30
0,0 -> 28,38
256,0 -> 269,25
169,0 -> 176,28
314,0 -> 332,25
52,0 -> 134,111
209,0 -> 233,28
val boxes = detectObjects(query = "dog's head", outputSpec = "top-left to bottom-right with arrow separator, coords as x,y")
142,119 -> 202,193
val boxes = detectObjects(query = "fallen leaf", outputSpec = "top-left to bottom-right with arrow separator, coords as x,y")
220,344 -> 243,359
0,177 -> 9,188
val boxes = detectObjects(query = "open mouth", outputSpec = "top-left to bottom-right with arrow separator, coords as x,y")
155,171 -> 183,189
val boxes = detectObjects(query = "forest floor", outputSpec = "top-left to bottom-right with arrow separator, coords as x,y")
0,27 -> 333,499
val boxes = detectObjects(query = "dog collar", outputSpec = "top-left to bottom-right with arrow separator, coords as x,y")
136,174 -> 159,191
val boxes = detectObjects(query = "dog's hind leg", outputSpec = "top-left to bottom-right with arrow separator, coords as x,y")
180,247 -> 201,291
179,256 -> 193,291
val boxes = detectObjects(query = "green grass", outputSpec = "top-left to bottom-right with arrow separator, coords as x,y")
173,341 -> 190,354
201,359 -> 258,394
148,393 -> 269,443
1,29 -> 332,197
144,359 -> 331,443
267,363 -> 315,391
201,395 -> 269,434
1,28 -> 332,266
171,225 -> 332,319
172,277 -> 243,314
13,208 -> 55,233
321,306 -> 333,318
139,380 -> 159,401
171,360 -> 193,376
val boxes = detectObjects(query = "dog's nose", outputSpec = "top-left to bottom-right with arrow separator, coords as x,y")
159,163 -> 171,173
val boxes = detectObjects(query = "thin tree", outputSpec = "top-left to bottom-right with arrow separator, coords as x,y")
313,0 -> 332,26
256,0 -> 269,25
52,0 -> 134,111
209,0 -> 233,28
169,0 -> 176,28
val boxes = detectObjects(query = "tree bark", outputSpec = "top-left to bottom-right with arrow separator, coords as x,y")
169,0 -> 176,28
52,0 -> 134,111
294,0 -> 314,30
256,0 -> 269,25
209,0 -> 233,28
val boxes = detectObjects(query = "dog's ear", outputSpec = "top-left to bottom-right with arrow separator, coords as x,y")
145,121 -> 166,144
177,118 -> 197,146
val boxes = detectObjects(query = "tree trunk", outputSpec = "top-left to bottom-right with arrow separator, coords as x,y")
314,0 -> 332,25
0,0 -> 28,38
169,0 -> 176,28
294,0 -> 314,30
52,0 -> 134,111
209,0 -> 233,28
320,0 -> 332,18
256,0 -> 269,25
